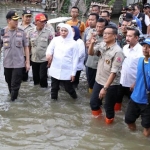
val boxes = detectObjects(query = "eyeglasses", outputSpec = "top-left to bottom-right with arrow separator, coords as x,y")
103,32 -> 114,35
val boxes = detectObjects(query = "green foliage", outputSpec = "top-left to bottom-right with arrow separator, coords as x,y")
60,0 -> 70,14
108,0 -> 115,6
123,0 -> 127,6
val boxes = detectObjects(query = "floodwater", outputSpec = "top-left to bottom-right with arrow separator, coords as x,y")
0,6 -> 150,150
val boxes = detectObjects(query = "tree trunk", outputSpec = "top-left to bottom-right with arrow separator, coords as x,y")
75,0 -> 80,6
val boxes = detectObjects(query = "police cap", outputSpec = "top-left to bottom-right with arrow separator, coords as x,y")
6,10 -> 20,20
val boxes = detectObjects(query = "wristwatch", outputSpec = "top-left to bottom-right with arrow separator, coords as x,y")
103,87 -> 108,91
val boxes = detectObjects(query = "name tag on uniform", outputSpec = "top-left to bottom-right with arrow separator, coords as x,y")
41,37 -> 47,41
17,32 -> 22,36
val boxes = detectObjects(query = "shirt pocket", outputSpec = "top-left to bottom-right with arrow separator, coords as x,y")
103,55 -> 112,71
30,38 -> 37,47
15,37 -> 23,48
40,37 -> 48,48
3,37 -> 10,49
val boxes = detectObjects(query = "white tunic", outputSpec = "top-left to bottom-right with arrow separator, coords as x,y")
46,36 -> 79,80
76,39 -> 85,71
120,43 -> 143,87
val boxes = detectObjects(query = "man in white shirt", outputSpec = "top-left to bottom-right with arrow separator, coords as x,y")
115,28 -> 143,111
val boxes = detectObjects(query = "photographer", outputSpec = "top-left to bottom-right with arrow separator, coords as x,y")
125,38 -> 150,137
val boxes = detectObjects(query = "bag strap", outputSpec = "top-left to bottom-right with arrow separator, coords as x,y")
76,20 -> 81,28
142,59 -> 150,104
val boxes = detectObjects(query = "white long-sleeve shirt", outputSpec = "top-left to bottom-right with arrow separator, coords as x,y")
46,36 -> 79,80
76,39 -> 85,71
120,43 -> 143,87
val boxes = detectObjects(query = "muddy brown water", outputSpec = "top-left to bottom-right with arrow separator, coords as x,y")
0,6 -> 150,150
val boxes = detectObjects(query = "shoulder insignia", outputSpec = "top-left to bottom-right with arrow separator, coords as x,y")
116,57 -> 122,63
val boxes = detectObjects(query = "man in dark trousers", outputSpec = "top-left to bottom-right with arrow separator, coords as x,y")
2,10 -> 30,101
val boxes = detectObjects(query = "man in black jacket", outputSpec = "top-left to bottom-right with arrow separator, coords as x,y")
133,4 -> 150,34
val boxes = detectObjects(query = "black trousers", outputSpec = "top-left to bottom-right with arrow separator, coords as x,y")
4,68 -> 23,100
86,67 -> 97,89
51,77 -> 77,99
90,81 -> 118,119
72,70 -> 81,88
32,61 -> 48,88
22,55 -> 31,82
116,84 -> 132,103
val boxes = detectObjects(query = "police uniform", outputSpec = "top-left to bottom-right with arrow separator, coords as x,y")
3,28 -> 28,100
90,42 -> 125,119
18,10 -> 36,81
29,26 -> 53,87
86,28 -> 103,90
117,29 -> 127,48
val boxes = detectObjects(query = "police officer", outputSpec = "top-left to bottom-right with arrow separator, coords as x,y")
88,26 -> 125,124
2,11 -> 30,101
18,9 -> 35,81
29,13 -> 54,88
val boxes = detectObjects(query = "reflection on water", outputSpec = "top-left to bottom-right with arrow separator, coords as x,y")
0,6 -> 150,150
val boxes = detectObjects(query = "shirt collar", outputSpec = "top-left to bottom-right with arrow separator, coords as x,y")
128,42 -> 140,51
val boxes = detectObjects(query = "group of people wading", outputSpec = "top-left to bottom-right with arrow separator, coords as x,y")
1,3 -> 150,137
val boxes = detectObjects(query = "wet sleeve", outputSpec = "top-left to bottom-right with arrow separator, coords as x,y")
111,51 -> 125,73
22,32 -> 29,47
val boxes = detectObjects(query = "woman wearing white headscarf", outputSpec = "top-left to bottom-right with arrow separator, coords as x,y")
46,24 -> 78,100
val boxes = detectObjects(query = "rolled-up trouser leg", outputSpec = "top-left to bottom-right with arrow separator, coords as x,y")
104,85 -> 118,119
51,77 -> 60,99
63,80 -> 77,99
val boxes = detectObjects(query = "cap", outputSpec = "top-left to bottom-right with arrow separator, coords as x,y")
35,13 -> 46,21
125,13 -> 133,19
6,10 -> 20,20
22,10 -> 32,16
144,3 -> 150,8
141,38 -> 150,45
127,5 -> 135,10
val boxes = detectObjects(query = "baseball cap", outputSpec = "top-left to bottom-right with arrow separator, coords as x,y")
35,13 -> 46,21
22,10 -> 32,16
144,3 -> 150,8
6,10 -> 20,20
141,38 -> 150,45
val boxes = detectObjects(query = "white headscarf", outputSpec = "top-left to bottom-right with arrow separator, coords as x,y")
57,22 -> 64,28
60,24 -> 74,41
